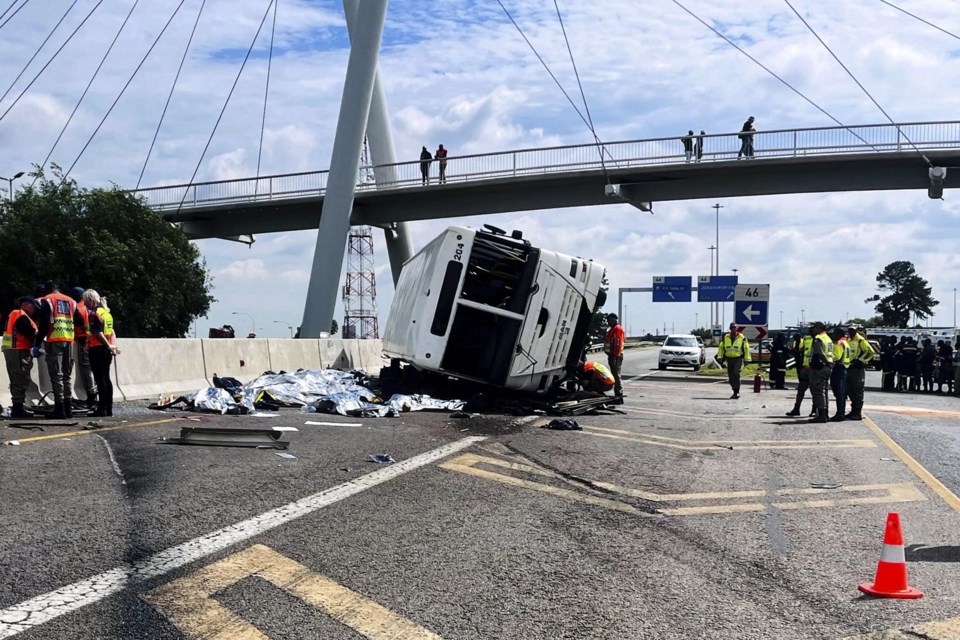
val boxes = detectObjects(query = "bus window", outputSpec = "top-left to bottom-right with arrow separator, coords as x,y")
460,234 -> 538,314
430,261 -> 463,336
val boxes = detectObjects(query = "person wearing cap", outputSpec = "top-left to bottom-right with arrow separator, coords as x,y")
2,296 -> 40,418
716,322 -> 751,399
807,322 -> 835,423
69,286 -> 98,409
603,313 -> 625,397
35,281 -> 81,418
786,331 -> 815,417
845,326 -> 875,420
829,327 -> 851,422
83,289 -> 120,417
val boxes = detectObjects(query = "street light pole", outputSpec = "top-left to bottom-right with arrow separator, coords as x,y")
708,244 -> 717,330
273,320 -> 294,338
954,288 -> 957,328
0,171 -> 25,202
232,311 -> 256,337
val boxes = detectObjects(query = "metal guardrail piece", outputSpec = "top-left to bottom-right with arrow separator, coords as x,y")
129,120 -> 960,212
160,426 -> 290,449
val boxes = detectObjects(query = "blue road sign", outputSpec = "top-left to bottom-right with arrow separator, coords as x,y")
696,275 -> 738,302
734,300 -> 769,325
652,276 -> 692,302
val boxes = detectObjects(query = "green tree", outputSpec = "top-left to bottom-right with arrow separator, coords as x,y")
0,165 -> 213,337
330,319 -> 339,335
871,261 -> 938,327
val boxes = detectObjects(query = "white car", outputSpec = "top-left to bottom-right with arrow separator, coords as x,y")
658,334 -> 702,371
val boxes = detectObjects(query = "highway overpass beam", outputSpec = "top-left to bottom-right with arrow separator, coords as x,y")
606,183 -> 652,213
343,0 -> 412,283
300,0 -> 388,338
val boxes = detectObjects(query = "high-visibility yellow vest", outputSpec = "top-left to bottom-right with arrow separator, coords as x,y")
848,333 -> 875,364
833,337 -> 851,368
717,333 -> 751,360
42,292 -> 76,343
2,309 -> 36,351
88,306 -> 115,348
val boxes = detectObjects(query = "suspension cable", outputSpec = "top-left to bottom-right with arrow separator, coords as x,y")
671,0 -> 875,150
0,0 -> 30,33
0,0 -> 106,123
0,0 -> 77,107
255,0 -> 278,194
783,0 -> 931,166
175,0 -> 276,216
63,0 -> 188,181
877,0 -> 960,42
38,0 -> 140,181
138,0 -> 208,188
0,0 -> 18,22
552,0 -> 610,183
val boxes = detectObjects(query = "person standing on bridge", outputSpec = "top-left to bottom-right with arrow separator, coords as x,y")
435,144 -> 448,183
419,146 -> 433,185
738,116 -> 755,159
682,131 -> 694,163
716,322 -> 751,399
2,296 -> 40,418
695,130 -> 705,162
603,313 -> 625,397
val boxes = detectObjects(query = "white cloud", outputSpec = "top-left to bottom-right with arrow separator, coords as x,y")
216,258 -> 267,281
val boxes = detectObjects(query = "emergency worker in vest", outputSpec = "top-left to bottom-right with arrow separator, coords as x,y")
2,296 -> 40,418
768,332 -> 789,390
35,282 -> 81,418
807,322 -> 834,423
603,313 -> 625,397
580,360 -> 616,394
845,326 -> 875,419
785,332 -> 815,417
70,286 -> 98,408
84,290 -> 120,417
716,322 -> 751,399
828,327 -> 850,422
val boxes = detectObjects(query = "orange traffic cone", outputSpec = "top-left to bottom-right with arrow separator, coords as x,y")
858,512 -> 923,599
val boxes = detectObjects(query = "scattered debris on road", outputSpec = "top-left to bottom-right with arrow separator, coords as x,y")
368,454 -> 395,464
159,426 -> 290,449
274,452 -> 296,460
543,419 -> 582,431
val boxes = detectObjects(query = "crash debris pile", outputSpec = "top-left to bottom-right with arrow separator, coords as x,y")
151,369 -> 465,418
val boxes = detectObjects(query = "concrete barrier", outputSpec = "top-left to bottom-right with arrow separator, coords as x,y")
114,338 -> 208,401
267,339 -> 323,373
0,353 -> 44,407
202,339 -> 272,383
318,339 -> 348,369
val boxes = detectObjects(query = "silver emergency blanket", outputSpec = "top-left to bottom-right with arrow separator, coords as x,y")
244,369 -> 375,407
183,387 -> 253,414
385,394 -> 466,413
311,392 -> 465,418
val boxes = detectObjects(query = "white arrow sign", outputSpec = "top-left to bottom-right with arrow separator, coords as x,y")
668,291 -> 675,299
741,304 -> 760,321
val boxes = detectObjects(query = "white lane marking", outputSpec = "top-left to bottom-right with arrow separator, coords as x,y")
0,436 -> 486,638
95,434 -> 126,486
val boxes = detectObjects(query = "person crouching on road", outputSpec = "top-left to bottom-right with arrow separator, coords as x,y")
603,313 -> 625,397
83,290 -> 120,417
716,322 -> 750,399
580,360 -> 616,394
829,327 -> 850,422
2,296 -> 40,418
807,322 -> 835,423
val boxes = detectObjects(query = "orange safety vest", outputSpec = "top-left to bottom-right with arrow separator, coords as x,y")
604,324 -> 625,357
2,309 -> 37,351
75,301 -> 90,338
583,361 -> 615,389
42,291 -> 76,342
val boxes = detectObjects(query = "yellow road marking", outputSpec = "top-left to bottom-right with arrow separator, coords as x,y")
863,404 -> 960,419
3,417 -> 181,445
441,454 -> 924,517
864,416 -> 960,514
579,424 -> 876,450
144,543 -> 443,640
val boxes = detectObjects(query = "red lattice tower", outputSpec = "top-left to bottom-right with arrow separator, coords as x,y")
342,225 -> 379,339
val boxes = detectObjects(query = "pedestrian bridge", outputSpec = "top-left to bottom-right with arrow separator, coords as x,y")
130,121 -> 960,240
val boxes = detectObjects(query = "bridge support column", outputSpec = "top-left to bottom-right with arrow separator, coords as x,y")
299,0 -> 388,338
344,0 -> 412,284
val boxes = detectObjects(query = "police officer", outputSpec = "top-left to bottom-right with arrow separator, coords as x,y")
807,322 -> 834,423
35,281 -> 80,418
716,322 -> 751,399
785,331 -> 815,417
2,296 -> 40,418
829,327 -> 850,422
769,333 -> 790,390
845,326 -> 875,420
603,313 -> 625,397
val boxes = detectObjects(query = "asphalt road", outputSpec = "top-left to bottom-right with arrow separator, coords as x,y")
2,358 -> 960,639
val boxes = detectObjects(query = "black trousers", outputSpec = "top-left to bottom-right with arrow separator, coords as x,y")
89,346 -> 114,413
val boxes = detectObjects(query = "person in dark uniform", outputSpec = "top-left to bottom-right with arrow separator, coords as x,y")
769,332 -> 789,390
2,296 -> 40,418
937,340 -> 954,394
920,338 -> 936,392
785,332 -> 814,417
419,146 -> 433,185
880,337 -> 897,392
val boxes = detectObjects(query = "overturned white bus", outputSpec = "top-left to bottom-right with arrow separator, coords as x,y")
383,225 -> 607,395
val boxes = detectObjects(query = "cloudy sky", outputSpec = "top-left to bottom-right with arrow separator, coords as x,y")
1,0 -> 958,338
